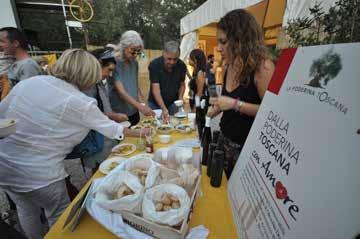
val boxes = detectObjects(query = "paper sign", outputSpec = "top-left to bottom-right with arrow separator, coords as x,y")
228,43 -> 360,239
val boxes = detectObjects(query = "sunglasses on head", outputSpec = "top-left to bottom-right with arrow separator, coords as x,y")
129,48 -> 142,56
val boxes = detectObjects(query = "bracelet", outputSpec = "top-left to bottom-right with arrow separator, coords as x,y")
236,100 -> 245,112
232,98 -> 240,110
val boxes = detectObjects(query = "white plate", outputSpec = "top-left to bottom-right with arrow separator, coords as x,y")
174,112 -> 187,118
0,119 -> 16,128
0,119 -> 16,138
111,143 -> 136,156
99,156 -> 127,174
128,153 -> 154,161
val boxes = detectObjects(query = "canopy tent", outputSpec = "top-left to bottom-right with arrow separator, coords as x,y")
180,0 -> 337,61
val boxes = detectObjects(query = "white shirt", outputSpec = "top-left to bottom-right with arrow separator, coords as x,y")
0,75 -> 124,192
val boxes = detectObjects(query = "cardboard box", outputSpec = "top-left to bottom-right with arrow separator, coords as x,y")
122,175 -> 201,239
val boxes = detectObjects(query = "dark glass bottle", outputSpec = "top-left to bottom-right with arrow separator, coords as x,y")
210,150 -> 224,187
216,133 -> 224,152
201,116 -> 212,165
195,96 -> 205,140
212,130 -> 220,144
206,143 -> 217,177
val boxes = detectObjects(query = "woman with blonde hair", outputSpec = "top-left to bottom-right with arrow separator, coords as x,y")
0,49 -> 141,239
109,30 -> 155,125
208,9 -> 275,178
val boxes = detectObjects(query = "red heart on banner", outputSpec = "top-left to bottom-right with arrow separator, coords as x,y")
275,181 -> 288,199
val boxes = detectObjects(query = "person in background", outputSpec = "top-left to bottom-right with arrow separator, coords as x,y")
208,9 -> 275,178
80,47 -> 129,172
0,49 -> 144,239
0,27 -> 41,87
188,48 -> 207,111
34,55 -> 49,74
206,54 -> 216,86
109,30 -> 154,126
148,41 -> 186,121
0,51 -> 14,100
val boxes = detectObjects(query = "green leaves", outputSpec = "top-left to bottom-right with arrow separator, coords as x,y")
88,0 -> 206,49
18,0 -> 205,50
285,0 -> 360,47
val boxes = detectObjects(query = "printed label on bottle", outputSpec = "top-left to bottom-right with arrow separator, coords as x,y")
195,96 -> 200,107
205,116 -> 211,127
200,99 -> 206,109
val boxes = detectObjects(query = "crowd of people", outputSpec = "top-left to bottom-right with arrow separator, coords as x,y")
0,9 -> 274,239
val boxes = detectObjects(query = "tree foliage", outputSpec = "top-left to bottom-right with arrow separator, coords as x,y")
285,0 -> 360,47
88,0 -> 206,49
18,0 -> 205,50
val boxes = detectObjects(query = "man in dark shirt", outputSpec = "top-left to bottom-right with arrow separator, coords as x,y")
148,41 -> 186,121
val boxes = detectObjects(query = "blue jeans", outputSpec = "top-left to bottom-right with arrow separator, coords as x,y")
148,101 -> 178,115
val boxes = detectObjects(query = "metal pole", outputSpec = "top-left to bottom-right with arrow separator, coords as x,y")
61,0 -> 73,48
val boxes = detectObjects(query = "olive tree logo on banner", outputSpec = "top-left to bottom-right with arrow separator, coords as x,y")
307,48 -> 342,88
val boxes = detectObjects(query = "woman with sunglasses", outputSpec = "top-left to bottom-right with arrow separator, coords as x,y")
208,9 -> 275,178
108,30 -> 155,126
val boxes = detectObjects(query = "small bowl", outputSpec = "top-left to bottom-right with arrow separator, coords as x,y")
175,124 -> 193,134
174,100 -> 183,107
157,124 -> 173,134
187,113 -> 196,121
159,134 -> 171,144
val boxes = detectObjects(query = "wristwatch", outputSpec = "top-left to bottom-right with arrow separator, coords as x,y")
236,100 -> 245,112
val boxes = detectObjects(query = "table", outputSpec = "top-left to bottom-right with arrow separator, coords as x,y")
45,130 -> 237,239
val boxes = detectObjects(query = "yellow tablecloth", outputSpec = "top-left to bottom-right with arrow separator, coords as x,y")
45,131 -> 237,239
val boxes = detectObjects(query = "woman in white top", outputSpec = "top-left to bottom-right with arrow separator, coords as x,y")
0,49 -> 143,239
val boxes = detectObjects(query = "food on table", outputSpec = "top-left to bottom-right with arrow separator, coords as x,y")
176,124 -> 192,133
158,125 -> 171,131
155,202 -> 163,211
169,117 -> 180,126
131,125 -> 142,130
157,124 -> 173,134
141,117 -> 158,127
113,144 -> 135,154
115,184 -> 134,199
163,205 -> 172,211
154,193 -> 181,212
171,201 -> 180,209
108,161 -> 119,170
130,168 -> 148,185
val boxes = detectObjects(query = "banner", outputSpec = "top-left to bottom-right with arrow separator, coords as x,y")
228,43 -> 360,239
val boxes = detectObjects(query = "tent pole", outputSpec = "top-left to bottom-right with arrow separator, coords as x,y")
61,0 -> 73,49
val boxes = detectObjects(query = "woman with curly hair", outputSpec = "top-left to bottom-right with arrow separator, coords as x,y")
188,48 -> 207,110
208,9 -> 275,178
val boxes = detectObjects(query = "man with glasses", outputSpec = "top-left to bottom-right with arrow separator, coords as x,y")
148,41 -> 186,121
